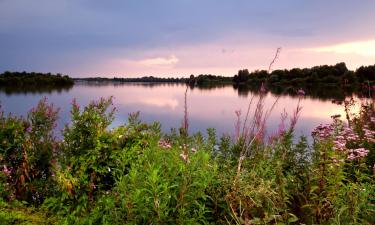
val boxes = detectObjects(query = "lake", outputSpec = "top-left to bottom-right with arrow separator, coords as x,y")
0,82 -> 362,140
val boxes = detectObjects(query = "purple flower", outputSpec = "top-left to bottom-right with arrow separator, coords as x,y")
25,126 -> 32,133
71,98 -> 80,109
347,148 -> 369,160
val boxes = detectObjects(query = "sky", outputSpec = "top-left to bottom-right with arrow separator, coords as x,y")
1,0 -> 375,78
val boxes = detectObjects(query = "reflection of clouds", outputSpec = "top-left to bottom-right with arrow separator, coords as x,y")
140,97 -> 179,109
1,83 -> 351,141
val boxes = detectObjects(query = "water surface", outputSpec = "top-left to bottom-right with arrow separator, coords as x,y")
0,82 -> 357,140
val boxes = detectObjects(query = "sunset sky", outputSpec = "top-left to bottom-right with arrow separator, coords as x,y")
1,0 -> 375,77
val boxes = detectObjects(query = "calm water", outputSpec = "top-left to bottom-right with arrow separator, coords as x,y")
0,82 -> 357,140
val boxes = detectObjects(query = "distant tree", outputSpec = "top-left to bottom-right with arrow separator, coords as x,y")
334,62 -> 348,76
356,65 -> 375,83
342,71 -> 357,85
237,69 -> 250,83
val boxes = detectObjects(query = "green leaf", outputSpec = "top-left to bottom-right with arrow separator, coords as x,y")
287,213 -> 299,223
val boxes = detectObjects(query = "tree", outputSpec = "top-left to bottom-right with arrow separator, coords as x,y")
237,69 -> 250,83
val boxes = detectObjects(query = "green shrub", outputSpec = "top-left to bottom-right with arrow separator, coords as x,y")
0,98 -> 58,205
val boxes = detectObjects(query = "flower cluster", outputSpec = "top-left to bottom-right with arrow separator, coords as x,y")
363,125 -> 375,143
312,115 -> 373,161
158,139 -> 172,149
312,123 -> 335,139
347,148 -> 370,160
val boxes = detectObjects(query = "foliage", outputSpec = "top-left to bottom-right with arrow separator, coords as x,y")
231,62 -> 375,100
0,96 -> 374,224
0,71 -> 74,94
0,201 -> 55,225
0,99 -> 58,205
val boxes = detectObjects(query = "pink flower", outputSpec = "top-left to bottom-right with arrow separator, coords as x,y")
158,139 -> 172,149
347,148 -> 369,160
2,165 -> 11,176
71,98 -> 80,109
179,152 -> 189,163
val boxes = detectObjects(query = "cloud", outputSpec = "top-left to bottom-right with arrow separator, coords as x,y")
308,40 -> 375,56
2,1 -> 375,76
139,55 -> 179,66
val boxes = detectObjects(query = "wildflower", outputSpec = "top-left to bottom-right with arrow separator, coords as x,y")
25,126 -> 32,133
71,98 -> 80,109
158,139 -> 172,149
2,165 -> 11,176
333,140 -> 346,151
191,147 -> 197,153
312,124 -> 334,140
347,148 -> 369,160
347,153 -> 356,161
276,110 -> 287,136
179,152 -> 189,163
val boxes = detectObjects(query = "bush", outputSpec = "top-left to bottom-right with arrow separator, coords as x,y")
0,99 -> 58,205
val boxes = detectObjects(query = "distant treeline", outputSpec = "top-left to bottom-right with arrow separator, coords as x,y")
74,76 -> 187,83
232,62 -> 375,87
76,63 -> 375,89
185,62 -> 375,87
76,74 -> 233,85
0,71 -> 74,87
0,63 -> 375,99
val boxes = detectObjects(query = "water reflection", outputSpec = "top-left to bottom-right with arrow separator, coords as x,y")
0,84 -> 73,95
0,82 -> 362,141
